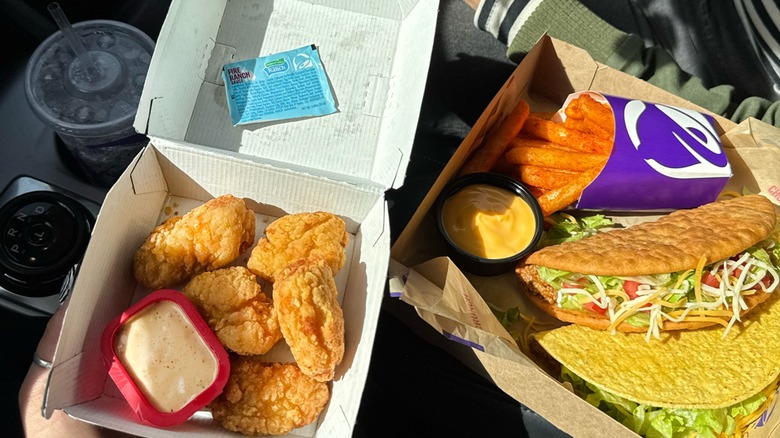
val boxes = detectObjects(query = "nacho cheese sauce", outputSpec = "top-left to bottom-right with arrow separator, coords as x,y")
114,300 -> 218,413
442,184 -> 537,259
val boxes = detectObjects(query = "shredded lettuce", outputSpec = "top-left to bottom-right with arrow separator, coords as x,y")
590,275 -> 623,294
559,294 -> 583,310
729,392 -> 767,418
537,214 -> 615,248
537,266 -> 574,288
561,366 -> 767,438
750,247 -> 772,265
623,312 -> 650,328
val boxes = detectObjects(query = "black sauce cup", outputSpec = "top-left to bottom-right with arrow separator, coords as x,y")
434,172 -> 543,276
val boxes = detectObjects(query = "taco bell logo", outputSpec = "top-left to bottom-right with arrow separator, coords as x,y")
575,93 -> 731,211
623,100 -> 730,179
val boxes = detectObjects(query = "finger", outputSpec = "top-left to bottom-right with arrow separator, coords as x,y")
34,304 -> 68,362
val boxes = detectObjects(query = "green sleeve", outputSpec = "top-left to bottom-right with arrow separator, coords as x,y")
505,0 -> 780,127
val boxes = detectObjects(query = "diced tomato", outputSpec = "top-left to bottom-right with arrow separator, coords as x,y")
701,272 -> 720,288
734,269 -> 772,290
623,280 -> 641,299
583,301 -> 607,315
731,267 -> 752,286
622,280 -> 651,308
730,268 -> 772,290
758,275 -> 772,290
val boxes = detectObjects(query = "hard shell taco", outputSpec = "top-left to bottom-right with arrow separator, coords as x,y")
531,291 -> 780,438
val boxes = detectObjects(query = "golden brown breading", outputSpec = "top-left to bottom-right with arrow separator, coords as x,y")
182,266 -> 282,355
247,211 -> 348,282
273,259 -> 345,382
133,195 -> 255,289
210,359 -> 330,436
524,194 -> 777,276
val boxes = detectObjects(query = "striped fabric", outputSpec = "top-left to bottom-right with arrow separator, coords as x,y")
734,0 -> 780,93
474,0 -> 544,45
475,0 -> 780,94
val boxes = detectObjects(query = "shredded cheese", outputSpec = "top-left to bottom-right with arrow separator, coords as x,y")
668,315 -> 731,328
520,316 -> 535,354
608,289 -> 664,331
667,309 -> 735,318
693,255 -> 707,307
587,275 -> 610,309
674,269 -> 694,290
551,244 -> 780,341
514,313 -> 559,355
543,216 -> 559,227
652,299 -> 688,309
605,288 -> 630,302
558,212 -> 577,223
518,313 -> 559,328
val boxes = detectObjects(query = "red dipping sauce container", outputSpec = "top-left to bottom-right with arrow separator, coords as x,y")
100,289 -> 229,427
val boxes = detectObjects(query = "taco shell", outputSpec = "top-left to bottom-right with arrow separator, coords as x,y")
534,293 -> 780,409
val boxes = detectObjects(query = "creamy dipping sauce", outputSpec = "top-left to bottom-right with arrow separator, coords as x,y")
114,300 -> 218,413
441,183 -> 537,259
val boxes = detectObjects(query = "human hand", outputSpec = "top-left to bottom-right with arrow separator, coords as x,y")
18,304 -> 128,437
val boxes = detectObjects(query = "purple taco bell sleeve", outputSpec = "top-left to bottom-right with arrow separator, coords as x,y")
571,92 -> 732,212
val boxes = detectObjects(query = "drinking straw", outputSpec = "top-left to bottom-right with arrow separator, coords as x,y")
47,2 -> 100,79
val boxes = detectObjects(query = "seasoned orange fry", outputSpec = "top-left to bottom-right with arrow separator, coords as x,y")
504,146 -> 609,172
521,115 -> 613,155
527,185 -> 549,199
460,99 -> 530,175
537,167 -> 601,216
509,135 -> 579,153
514,165 -> 578,190
565,94 -> 614,134
563,116 -> 612,140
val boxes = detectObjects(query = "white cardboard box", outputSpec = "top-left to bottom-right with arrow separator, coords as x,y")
42,0 -> 439,436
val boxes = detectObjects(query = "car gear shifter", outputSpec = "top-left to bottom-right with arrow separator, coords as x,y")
0,176 -> 99,316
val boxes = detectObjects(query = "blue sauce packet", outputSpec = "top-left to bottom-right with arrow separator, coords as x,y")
222,45 -> 337,125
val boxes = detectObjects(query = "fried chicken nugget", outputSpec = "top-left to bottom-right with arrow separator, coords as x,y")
210,359 -> 330,436
274,259 -> 345,382
133,195 -> 255,289
247,211 -> 348,282
183,266 -> 282,355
